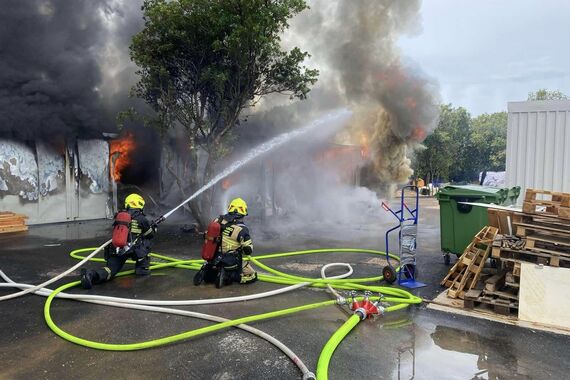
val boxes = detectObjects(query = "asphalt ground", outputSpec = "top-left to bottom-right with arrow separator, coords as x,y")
1,198 -> 568,379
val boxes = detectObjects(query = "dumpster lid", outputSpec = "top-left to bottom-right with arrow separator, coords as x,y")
437,185 -> 508,198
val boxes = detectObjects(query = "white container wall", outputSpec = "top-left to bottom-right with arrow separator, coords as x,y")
0,139 -> 114,224
506,100 -> 570,204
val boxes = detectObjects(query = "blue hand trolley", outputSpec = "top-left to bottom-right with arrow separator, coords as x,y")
381,185 -> 426,289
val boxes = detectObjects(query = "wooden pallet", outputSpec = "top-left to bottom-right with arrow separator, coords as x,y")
523,235 -> 570,256
0,212 -> 28,234
441,226 -> 498,299
522,188 -> 570,219
464,289 -> 518,315
515,222 -> 570,240
513,212 -> 570,229
487,208 -> 516,235
484,270 -> 506,292
492,246 -> 570,267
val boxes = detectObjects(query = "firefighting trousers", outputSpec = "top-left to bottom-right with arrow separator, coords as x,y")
92,245 -> 151,283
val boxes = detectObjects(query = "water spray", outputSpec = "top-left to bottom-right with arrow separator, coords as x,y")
0,109 -> 350,302
156,108 -> 352,223
0,108 -> 422,380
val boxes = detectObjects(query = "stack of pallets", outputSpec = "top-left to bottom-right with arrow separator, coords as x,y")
0,212 -> 28,234
492,189 -> 570,268
457,188 -> 570,316
463,263 -> 520,315
440,226 -> 498,299
522,188 -> 570,219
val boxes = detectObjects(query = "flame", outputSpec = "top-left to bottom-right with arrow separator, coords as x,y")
222,178 -> 233,190
109,132 -> 136,182
411,126 -> 427,142
359,132 -> 370,159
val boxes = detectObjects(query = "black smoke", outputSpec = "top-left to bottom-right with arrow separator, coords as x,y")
0,0 -> 144,141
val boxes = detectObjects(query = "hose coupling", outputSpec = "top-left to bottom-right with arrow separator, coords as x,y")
355,307 -> 368,320
373,302 -> 386,316
352,298 -> 381,319
303,372 -> 316,380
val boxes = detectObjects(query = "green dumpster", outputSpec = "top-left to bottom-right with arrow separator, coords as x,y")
436,185 -> 520,263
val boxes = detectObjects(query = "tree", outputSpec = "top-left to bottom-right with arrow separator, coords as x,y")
412,125 -> 452,185
413,107 -> 508,185
528,89 -> 568,100
129,0 -> 318,226
413,104 -> 471,184
413,104 -> 480,183
471,112 -> 507,173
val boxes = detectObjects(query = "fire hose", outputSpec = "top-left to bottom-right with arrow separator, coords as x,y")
0,259 -> 358,380
0,247 -> 421,379
0,240 -> 112,301
0,108 -> 407,377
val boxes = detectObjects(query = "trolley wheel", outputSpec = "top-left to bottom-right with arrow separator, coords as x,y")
193,269 -> 204,286
382,266 -> 397,284
401,264 -> 417,280
443,253 -> 451,266
215,267 -> 225,289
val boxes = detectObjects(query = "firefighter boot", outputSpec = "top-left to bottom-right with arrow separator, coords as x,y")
240,272 -> 257,284
80,269 -> 96,289
135,256 -> 151,276
240,261 -> 257,284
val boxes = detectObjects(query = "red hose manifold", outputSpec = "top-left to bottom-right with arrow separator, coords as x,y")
350,299 -> 379,319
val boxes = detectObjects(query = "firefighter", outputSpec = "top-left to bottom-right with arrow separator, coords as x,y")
195,197 -> 257,287
80,193 -> 156,289
222,197 -> 257,284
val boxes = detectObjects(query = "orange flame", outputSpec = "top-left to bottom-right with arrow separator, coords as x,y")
222,178 -> 233,190
359,132 -> 370,159
411,126 -> 427,142
109,132 -> 136,182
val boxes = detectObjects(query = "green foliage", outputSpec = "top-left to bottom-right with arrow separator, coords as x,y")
471,112 -> 507,171
130,0 -> 318,152
528,89 -> 568,100
128,0 -> 317,226
413,104 -> 470,183
413,106 -> 507,184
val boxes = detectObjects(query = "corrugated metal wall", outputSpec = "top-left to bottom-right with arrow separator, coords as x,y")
506,100 -> 570,203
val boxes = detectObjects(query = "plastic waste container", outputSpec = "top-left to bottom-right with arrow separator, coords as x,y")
436,185 -> 520,264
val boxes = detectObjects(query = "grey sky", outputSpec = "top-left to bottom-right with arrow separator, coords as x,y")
398,0 -> 570,115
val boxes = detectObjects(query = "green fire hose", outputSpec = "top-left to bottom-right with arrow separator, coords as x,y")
43,247 -> 421,378
316,314 -> 362,380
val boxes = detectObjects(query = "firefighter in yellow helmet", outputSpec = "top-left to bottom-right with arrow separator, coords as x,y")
194,197 -> 257,287
80,193 -> 156,289
224,198 -> 256,282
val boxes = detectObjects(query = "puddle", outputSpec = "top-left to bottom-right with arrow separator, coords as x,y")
392,323 -> 536,380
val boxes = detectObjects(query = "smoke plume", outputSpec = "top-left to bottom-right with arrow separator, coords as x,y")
0,0 -> 144,140
250,0 -> 440,193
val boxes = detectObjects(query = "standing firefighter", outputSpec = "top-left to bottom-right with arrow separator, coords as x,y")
80,193 -> 156,289
194,197 -> 257,288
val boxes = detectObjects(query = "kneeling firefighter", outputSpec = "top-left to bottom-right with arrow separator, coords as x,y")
194,197 -> 257,288
80,193 -> 156,289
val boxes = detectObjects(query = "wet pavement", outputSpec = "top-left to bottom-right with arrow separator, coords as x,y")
1,198 -> 568,379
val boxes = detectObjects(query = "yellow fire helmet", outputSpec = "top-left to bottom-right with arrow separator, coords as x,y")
125,193 -> 145,210
228,197 -> 248,216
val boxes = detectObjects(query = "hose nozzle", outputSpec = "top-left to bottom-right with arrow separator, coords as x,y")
154,215 -> 166,226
